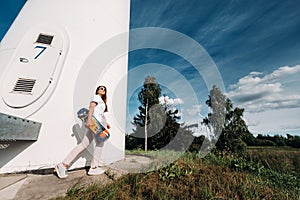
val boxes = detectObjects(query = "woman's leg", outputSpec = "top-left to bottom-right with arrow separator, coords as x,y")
62,130 -> 94,167
90,138 -> 104,168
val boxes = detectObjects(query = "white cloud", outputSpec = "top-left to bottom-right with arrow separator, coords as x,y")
159,95 -> 184,106
227,65 -> 300,112
186,104 -> 202,116
264,65 -> 300,81
244,107 -> 300,133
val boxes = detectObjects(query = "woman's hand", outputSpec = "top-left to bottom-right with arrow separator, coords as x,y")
107,123 -> 111,129
85,119 -> 93,128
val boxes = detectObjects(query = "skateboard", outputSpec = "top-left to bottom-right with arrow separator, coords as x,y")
77,108 -> 110,142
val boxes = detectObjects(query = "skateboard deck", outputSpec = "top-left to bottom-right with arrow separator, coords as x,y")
77,108 -> 110,142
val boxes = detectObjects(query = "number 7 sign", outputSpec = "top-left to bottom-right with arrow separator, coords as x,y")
34,45 -> 47,59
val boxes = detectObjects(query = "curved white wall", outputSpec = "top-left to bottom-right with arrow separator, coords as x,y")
0,0 -> 130,173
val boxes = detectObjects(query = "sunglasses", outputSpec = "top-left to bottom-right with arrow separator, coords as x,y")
99,87 -> 106,91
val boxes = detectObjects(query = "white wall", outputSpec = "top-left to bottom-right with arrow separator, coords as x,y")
0,0 -> 130,173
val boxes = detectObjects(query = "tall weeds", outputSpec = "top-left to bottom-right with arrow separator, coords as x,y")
61,148 -> 300,200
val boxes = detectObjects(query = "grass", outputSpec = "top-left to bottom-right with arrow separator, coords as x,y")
246,146 -> 300,174
58,147 -> 300,200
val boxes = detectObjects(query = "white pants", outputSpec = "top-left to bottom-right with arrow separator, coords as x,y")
63,130 -> 104,168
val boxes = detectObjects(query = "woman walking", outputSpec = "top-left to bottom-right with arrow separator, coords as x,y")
55,85 -> 110,178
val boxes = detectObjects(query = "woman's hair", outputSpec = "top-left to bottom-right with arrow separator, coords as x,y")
95,85 -> 108,112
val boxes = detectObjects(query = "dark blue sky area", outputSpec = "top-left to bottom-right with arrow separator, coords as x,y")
0,0 -> 26,42
129,0 -> 300,86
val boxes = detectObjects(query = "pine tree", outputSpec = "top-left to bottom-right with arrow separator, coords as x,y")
149,95 -> 181,150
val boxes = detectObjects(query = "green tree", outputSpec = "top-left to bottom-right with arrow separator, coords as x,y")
220,105 -> 249,155
205,85 -> 226,144
126,77 -> 183,151
149,95 -> 181,150
131,76 -> 162,151
205,85 -> 253,155
287,135 -> 300,148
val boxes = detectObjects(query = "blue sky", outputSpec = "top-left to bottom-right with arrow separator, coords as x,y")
0,0 -> 26,40
1,0 -> 300,136
128,0 -> 300,135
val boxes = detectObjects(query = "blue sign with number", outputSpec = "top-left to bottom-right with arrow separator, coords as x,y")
34,46 -> 47,59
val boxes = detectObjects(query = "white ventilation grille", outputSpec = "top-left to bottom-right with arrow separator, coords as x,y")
12,78 -> 36,94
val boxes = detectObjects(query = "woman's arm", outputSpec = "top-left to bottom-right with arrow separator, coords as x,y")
85,101 -> 97,127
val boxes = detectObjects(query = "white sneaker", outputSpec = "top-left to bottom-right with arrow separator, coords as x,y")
88,167 -> 105,176
55,163 -> 68,178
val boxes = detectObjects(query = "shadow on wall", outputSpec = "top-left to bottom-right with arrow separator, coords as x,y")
0,141 -> 34,170
0,123 -> 94,172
